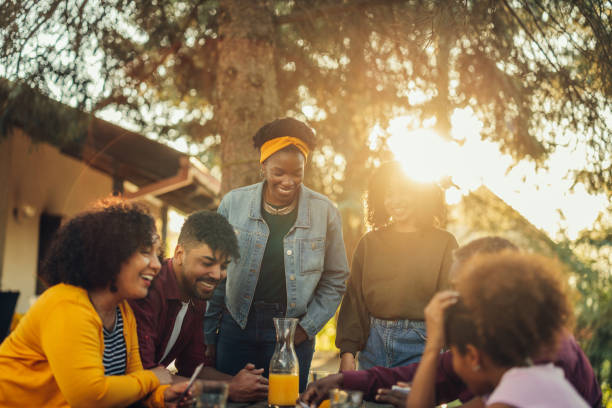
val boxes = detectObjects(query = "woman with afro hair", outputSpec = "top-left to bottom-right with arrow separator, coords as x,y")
0,199 -> 193,407
336,161 -> 458,371
204,117 -> 349,391
407,251 -> 588,408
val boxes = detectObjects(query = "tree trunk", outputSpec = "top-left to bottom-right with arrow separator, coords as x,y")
433,8 -> 452,140
216,0 -> 279,194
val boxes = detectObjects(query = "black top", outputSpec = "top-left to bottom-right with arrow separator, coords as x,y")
253,205 -> 298,306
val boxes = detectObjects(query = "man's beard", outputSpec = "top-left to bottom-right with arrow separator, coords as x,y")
188,278 -> 217,301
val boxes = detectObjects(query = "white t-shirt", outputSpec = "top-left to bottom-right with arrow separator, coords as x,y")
486,363 -> 589,407
158,301 -> 190,364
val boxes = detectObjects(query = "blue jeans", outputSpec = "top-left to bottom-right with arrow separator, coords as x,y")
358,317 -> 427,370
216,302 -> 315,392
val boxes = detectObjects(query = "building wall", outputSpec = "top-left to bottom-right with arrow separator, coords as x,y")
0,132 -> 11,293
0,130 -> 113,313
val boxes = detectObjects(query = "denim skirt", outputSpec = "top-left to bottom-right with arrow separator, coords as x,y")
358,316 -> 427,369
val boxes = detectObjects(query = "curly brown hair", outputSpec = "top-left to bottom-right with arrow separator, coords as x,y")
451,251 -> 573,367
40,197 -> 157,292
366,161 -> 445,230
454,236 -> 518,263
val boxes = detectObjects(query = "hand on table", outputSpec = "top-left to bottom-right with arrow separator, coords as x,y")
229,363 -> 269,402
163,380 -> 196,407
299,373 -> 343,407
294,324 -> 309,346
375,382 -> 411,408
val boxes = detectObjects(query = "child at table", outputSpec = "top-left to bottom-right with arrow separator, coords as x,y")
407,251 -> 589,408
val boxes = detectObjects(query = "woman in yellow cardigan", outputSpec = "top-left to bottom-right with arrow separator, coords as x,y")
0,199 -> 191,407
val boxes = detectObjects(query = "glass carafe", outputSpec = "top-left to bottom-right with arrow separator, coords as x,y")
268,317 -> 299,408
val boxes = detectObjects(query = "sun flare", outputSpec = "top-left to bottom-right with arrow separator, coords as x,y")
384,109 -> 493,205
387,127 -> 472,206
380,108 -> 608,239
387,128 -> 452,183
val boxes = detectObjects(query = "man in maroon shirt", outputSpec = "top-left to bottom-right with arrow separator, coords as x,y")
130,211 -> 268,402
301,237 -> 602,408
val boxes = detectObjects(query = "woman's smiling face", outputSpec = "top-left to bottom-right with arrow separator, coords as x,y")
115,233 -> 162,300
262,148 -> 305,206
383,180 -> 416,223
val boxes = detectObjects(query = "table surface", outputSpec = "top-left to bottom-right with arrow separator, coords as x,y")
229,401 -> 392,408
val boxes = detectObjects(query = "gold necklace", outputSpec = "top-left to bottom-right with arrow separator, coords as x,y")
263,188 -> 298,215
263,199 -> 297,215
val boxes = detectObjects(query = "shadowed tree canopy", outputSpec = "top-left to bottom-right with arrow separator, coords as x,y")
0,1 -> 610,240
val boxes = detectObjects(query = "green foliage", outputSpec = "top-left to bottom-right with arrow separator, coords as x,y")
561,206 -> 612,394
1,1 -> 611,193
2,0 -> 610,262
315,315 -> 339,352
603,381 -> 612,408
449,187 -> 612,394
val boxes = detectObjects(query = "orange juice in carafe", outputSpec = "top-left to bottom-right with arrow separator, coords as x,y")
268,318 -> 300,407
268,373 -> 299,406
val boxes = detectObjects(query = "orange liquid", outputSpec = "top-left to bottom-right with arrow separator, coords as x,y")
268,373 -> 299,406
319,399 -> 331,408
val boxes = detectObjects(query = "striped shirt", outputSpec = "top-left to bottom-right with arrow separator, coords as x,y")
102,307 -> 127,375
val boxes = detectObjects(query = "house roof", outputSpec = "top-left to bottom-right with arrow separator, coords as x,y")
448,185 -> 558,255
0,80 -> 219,213
60,118 -> 220,213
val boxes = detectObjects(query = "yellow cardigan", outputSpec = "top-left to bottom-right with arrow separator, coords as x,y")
0,283 -> 168,407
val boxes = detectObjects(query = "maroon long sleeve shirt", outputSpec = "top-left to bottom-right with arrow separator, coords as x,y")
129,259 -> 213,377
342,335 -> 602,408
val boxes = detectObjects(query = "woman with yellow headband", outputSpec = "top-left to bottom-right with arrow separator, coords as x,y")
204,117 -> 349,392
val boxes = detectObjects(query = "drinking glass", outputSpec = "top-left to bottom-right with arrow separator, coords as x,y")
329,389 -> 363,408
195,381 -> 229,408
346,390 -> 363,408
329,388 -> 347,408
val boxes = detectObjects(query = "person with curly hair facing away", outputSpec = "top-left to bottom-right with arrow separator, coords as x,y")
204,117 -> 349,391
130,210 -> 269,402
0,199 -> 192,408
336,161 -> 458,371
407,251 -> 589,408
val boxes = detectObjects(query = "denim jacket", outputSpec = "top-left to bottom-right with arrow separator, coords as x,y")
204,182 -> 349,343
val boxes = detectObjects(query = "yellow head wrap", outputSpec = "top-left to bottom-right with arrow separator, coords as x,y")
259,136 -> 310,163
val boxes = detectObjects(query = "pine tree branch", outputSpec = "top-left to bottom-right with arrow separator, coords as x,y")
500,0 -> 560,71
275,0 -> 409,25
14,1 -> 62,76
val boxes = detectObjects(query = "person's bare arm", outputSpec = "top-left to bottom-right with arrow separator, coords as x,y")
340,352 -> 356,372
406,291 -> 458,408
